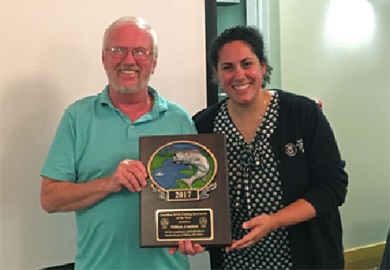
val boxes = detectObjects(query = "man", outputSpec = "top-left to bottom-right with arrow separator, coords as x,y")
40,16 -> 196,269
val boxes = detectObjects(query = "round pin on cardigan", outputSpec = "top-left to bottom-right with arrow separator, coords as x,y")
285,143 -> 298,157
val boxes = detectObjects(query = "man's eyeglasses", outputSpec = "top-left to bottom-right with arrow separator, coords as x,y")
106,47 -> 152,60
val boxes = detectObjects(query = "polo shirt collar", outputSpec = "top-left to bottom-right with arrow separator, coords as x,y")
99,85 -> 168,116
100,85 -> 112,107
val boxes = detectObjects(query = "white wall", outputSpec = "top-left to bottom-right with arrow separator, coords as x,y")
279,0 -> 390,249
0,1 -> 206,269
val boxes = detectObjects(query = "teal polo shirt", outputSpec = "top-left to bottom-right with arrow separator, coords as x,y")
41,86 -> 196,269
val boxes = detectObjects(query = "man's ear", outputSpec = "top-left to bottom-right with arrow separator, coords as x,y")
101,51 -> 106,65
151,59 -> 157,74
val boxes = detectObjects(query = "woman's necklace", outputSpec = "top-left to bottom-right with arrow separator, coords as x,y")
228,90 -> 270,143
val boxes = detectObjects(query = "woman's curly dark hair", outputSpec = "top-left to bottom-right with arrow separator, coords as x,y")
209,25 -> 272,87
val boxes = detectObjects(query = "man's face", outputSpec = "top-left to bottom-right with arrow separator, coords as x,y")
102,24 -> 157,94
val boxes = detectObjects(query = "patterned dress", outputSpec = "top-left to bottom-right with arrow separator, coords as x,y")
213,92 -> 293,270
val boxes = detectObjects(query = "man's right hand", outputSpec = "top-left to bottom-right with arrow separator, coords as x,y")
108,159 -> 148,193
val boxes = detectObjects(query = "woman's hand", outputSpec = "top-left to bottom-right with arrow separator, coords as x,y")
227,199 -> 316,251
227,213 -> 276,252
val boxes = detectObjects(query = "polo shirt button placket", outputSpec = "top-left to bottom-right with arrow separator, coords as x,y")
127,124 -> 135,138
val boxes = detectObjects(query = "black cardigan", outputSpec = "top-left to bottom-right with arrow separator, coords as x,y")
193,90 -> 348,269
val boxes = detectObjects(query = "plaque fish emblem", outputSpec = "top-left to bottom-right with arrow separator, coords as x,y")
173,149 -> 210,188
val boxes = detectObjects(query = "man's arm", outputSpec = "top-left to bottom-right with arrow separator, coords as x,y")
40,159 -> 147,213
41,176 -> 112,213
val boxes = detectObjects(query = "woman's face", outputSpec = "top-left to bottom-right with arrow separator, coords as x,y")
215,40 -> 266,105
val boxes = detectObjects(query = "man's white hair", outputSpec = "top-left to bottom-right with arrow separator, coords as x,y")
102,16 -> 158,59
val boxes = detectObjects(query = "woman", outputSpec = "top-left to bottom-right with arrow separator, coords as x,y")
176,25 -> 348,269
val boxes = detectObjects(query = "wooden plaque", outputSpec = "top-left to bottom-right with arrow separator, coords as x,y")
139,133 -> 231,247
